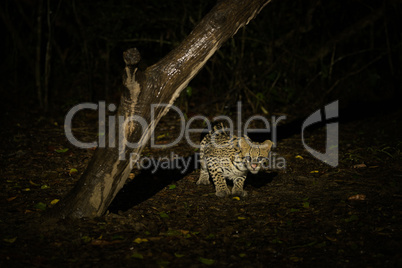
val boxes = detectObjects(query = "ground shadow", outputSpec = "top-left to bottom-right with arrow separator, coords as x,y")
246,171 -> 278,188
109,153 -> 278,213
109,153 -> 198,213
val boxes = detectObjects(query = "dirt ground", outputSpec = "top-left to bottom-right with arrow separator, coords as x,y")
1,102 -> 402,267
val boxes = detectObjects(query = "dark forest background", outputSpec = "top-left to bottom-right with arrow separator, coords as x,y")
1,0 -> 401,116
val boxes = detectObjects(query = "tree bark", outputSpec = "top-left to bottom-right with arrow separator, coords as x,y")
47,0 -> 271,219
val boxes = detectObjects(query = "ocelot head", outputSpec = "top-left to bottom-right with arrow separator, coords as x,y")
239,137 -> 273,174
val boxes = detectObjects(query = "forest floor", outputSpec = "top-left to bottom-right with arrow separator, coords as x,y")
1,101 -> 402,267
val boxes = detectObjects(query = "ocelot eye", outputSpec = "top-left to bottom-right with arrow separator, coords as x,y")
245,156 -> 251,162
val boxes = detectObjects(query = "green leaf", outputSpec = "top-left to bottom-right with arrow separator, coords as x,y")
303,202 -> 310,208
50,199 -> 59,205
165,230 -> 181,236
34,202 -> 47,211
3,237 -> 17,243
133,237 -> 148,244
156,259 -> 170,267
345,214 -> 359,223
131,252 -> 144,259
174,253 -> 185,258
168,184 -> 176,190
206,233 -> 215,239
55,148 -> 69,153
112,234 -> 124,240
159,212 -> 169,218
198,257 -> 215,265
41,184 -> 50,190
81,236 -> 92,243
186,86 -> 193,97
290,208 -> 300,212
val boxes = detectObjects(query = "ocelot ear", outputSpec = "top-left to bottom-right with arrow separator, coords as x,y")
239,137 -> 251,153
262,140 -> 274,151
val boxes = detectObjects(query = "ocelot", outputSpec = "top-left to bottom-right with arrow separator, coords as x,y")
197,123 -> 273,197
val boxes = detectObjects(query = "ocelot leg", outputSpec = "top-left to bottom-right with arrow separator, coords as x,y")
197,159 -> 210,185
232,176 -> 247,197
211,171 -> 230,197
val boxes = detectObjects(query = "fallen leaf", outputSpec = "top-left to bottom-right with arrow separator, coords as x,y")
198,257 -> 215,265
91,239 -> 122,246
7,196 -> 17,202
112,234 -> 124,240
147,237 -> 162,241
55,148 -> 69,153
325,236 -> 337,242
41,184 -> 50,190
3,237 -> 17,243
156,259 -> 170,267
133,238 -> 148,244
353,163 -> 367,169
50,199 -> 60,205
29,180 -> 40,186
237,216 -> 246,220
156,133 -> 169,140
130,252 -> 144,259
180,230 -> 190,235
348,194 -> 366,201
91,239 -> 105,246
159,212 -> 169,218
345,214 -> 359,223
69,168 -> 78,175
295,155 -> 304,159
164,230 -> 184,237
232,196 -> 240,201
290,256 -> 303,262
174,253 -> 185,258
206,233 -> 215,239
310,170 -> 319,173
34,202 -> 47,211
81,236 -> 92,243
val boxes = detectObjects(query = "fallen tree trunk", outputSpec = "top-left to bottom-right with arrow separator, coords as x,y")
48,0 -> 271,219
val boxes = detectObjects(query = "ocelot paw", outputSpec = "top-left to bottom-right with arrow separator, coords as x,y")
196,177 -> 210,185
232,189 -> 248,197
197,171 -> 210,185
215,188 -> 231,197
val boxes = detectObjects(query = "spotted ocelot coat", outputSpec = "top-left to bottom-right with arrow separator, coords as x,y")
197,123 -> 273,197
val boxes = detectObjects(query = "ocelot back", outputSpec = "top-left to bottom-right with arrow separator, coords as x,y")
197,123 -> 273,197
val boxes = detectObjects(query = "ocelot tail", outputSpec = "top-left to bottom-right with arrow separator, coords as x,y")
197,123 -> 273,197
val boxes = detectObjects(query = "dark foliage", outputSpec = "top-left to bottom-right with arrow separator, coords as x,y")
1,0 -> 400,114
